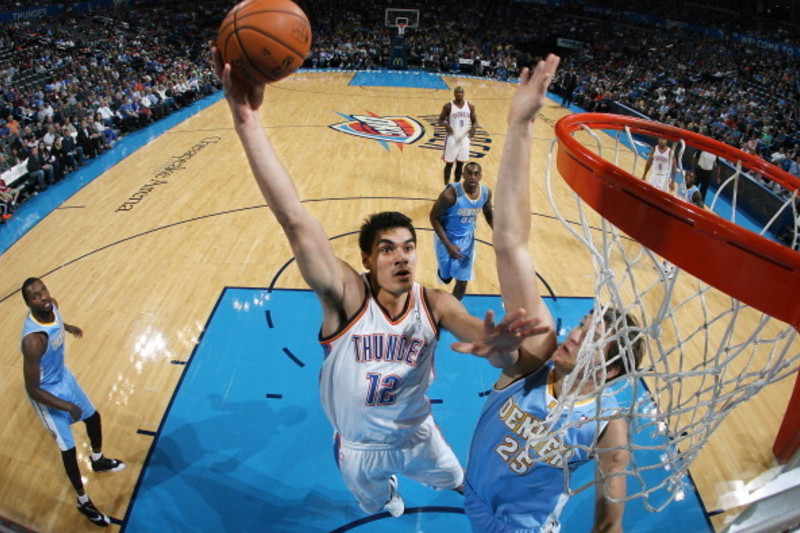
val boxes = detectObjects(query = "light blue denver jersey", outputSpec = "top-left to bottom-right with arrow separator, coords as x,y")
683,184 -> 701,202
435,182 -> 489,281
21,305 -> 96,451
21,306 -> 67,388
440,182 -> 488,239
464,363 -> 619,532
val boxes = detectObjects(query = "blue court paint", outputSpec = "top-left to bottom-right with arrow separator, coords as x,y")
281,346 -> 305,367
0,91 -> 224,257
123,288 -> 711,532
350,70 -> 450,90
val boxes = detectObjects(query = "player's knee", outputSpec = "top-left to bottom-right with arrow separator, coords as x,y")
84,409 -> 101,427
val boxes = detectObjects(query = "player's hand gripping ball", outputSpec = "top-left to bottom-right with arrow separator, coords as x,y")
217,0 -> 312,84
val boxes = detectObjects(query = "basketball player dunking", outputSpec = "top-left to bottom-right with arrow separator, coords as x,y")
211,45 -> 545,518
439,86 -> 478,186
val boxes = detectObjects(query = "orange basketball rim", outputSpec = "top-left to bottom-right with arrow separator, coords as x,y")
554,113 -> 800,332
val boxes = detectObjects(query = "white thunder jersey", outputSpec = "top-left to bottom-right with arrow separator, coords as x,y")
449,99 -> 472,141
320,275 -> 438,445
649,145 -> 673,191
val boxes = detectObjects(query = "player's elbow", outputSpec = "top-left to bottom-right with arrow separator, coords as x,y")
274,207 -> 314,236
493,235 -> 526,256
24,382 -> 44,401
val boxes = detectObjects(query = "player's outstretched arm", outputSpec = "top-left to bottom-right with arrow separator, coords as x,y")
493,55 -> 561,376
211,44 -> 351,305
432,290 -> 549,368
592,419 -> 629,533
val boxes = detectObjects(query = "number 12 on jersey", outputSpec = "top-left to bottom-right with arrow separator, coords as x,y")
365,372 -> 401,406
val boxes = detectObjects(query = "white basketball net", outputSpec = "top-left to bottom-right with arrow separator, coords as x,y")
530,124 -> 800,512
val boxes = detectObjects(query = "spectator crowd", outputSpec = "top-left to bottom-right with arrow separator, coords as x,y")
0,0 -> 222,223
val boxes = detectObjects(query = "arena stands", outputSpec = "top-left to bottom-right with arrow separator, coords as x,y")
0,0 -> 222,218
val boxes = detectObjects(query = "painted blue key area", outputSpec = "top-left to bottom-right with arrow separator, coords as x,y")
350,70 -> 451,90
122,288 -> 710,532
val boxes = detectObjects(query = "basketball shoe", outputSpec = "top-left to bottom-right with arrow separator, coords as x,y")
384,475 -> 405,517
91,456 -> 126,473
77,498 -> 110,527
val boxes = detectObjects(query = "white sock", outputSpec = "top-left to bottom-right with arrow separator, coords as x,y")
91,452 -> 102,461
77,494 -> 89,504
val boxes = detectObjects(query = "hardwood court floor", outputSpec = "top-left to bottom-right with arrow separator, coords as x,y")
0,71 -> 795,531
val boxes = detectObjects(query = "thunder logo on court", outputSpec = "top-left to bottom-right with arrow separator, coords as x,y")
329,111 -> 425,151
330,111 -> 493,157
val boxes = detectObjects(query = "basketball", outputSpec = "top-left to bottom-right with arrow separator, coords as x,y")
217,0 -> 312,84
